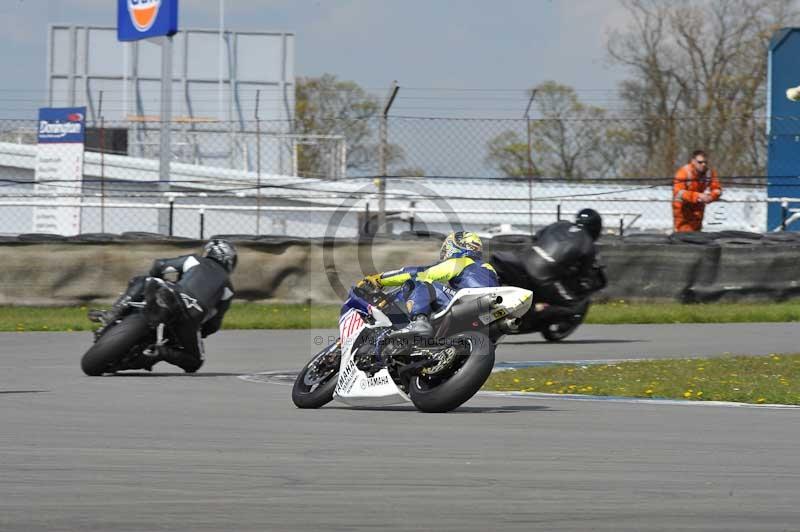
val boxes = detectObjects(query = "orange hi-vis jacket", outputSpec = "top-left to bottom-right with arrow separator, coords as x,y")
672,163 -> 722,232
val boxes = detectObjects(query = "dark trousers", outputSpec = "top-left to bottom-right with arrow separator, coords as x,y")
121,276 -> 205,371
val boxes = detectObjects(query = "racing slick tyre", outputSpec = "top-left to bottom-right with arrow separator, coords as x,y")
81,313 -> 149,376
292,343 -> 341,409
541,300 -> 590,342
409,331 -> 495,413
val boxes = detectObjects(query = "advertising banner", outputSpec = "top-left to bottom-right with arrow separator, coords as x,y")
34,107 -> 86,235
117,0 -> 179,41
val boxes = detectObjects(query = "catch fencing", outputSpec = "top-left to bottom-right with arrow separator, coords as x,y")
0,116 -> 790,238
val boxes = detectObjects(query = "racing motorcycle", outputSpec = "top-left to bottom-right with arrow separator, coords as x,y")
490,250 -> 605,342
80,281 -> 188,376
292,283 -> 533,413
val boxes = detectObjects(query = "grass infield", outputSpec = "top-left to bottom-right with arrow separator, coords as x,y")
0,300 -> 798,332
483,354 -> 800,405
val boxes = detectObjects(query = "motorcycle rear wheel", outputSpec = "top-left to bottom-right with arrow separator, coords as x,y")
81,313 -> 149,376
292,343 -> 341,409
409,331 -> 495,413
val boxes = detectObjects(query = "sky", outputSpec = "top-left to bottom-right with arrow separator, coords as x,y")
0,0 -> 634,119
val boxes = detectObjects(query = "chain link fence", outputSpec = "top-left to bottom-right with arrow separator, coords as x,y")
0,115 -> 786,238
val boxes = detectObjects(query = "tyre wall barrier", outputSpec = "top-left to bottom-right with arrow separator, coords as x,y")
0,233 -> 798,305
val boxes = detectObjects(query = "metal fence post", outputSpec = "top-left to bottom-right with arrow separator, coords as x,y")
199,207 -> 205,239
168,195 -> 175,236
524,89 -> 537,235
158,35 -> 174,234
98,90 -> 105,234
255,89 -> 262,235
378,81 -> 399,235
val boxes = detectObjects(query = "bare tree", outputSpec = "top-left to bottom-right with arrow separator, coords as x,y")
486,81 -> 615,179
607,0 -> 798,179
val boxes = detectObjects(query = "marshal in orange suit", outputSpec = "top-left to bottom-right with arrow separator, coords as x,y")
672,150 -> 722,232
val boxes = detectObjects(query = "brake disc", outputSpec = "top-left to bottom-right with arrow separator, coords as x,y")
420,346 -> 458,376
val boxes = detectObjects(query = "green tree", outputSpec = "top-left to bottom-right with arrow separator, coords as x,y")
294,74 -> 407,178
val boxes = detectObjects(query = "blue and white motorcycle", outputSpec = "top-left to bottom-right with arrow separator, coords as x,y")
291,283 -> 532,413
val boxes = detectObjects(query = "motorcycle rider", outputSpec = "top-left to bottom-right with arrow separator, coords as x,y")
360,231 -> 499,340
88,239 -> 237,373
492,209 -> 606,326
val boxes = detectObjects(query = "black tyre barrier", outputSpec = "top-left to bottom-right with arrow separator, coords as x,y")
715,230 -> 763,241
669,232 -> 720,245
622,233 -> 672,244
398,230 -> 448,240
120,231 -> 167,240
715,238 -> 764,247
17,233 -> 68,242
70,233 -> 123,242
208,234 -> 266,242
763,232 -> 800,243
489,234 -> 535,245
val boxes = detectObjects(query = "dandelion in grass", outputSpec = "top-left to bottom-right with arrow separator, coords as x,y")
683,391 -> 692,398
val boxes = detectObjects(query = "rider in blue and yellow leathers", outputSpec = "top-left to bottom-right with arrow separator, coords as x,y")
361,231 -> 499,339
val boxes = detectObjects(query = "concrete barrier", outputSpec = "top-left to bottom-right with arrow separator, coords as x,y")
0,236 -> 798,305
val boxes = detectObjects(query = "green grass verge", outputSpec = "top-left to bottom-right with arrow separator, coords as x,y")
483,354 -> 800,405
0,300 -> 798,332
0,303 -> 341,332
586,300 -> 800,324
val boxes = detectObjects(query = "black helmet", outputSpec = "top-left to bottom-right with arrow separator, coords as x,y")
203,239 -> 237,273
575,208 -> 602,240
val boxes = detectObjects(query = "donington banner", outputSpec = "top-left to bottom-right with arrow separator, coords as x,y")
34,107 -> 86,235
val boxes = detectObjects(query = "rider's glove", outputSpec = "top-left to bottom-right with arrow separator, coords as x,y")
359,274 -> 383,289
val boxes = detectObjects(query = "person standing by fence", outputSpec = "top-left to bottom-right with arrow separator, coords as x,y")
672,150 -> 722,232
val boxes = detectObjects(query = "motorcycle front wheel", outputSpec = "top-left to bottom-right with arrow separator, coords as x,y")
291,342 -> 342,409
80,313 -> 150,376
541,300 -> 590,342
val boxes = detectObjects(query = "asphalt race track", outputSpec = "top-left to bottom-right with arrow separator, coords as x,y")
2,324 -> 800,531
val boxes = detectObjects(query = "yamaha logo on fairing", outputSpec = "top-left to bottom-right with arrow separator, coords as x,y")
337,360 -> 359,394
360,374 -> 390,389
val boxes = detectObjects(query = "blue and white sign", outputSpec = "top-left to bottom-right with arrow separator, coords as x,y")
37,107 -> 86,144
34,107 -> 87,234
117,0 -> 179,42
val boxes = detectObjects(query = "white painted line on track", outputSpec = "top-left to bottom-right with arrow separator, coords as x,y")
241,370 -> 800,410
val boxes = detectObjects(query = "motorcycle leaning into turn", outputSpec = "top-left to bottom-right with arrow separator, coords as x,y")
292,282 -> 533,413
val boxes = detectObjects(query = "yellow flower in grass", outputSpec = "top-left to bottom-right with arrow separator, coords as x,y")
644,389 -> 654,395
683,391 -> 693,398
545,381 -> 554,386
512,378 -> 520,384
695,391 -> 703,397
772,355 -> 781,361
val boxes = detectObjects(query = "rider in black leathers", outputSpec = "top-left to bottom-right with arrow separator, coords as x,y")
492,209 -> 606,331
88,239 -> 237,373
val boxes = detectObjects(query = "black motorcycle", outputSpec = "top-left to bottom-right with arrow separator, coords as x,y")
491,250 -> 605,342
80,282 -> 188,376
